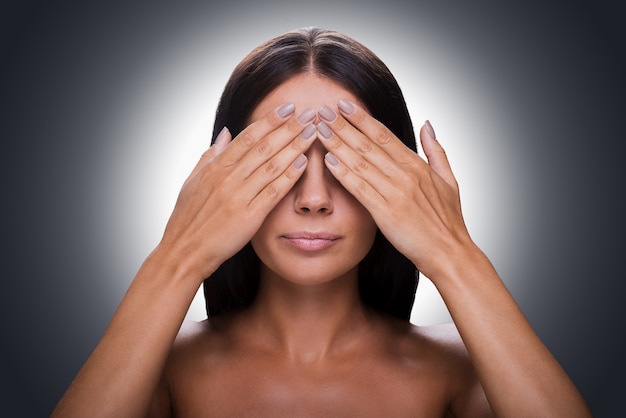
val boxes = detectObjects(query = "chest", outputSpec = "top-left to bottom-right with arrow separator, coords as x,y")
168,354 -> 451,417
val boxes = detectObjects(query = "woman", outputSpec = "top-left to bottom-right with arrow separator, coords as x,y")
52,27 -> 591,417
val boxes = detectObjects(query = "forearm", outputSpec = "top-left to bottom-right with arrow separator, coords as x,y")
51,249 -> 204,418
433,245 -> 591,417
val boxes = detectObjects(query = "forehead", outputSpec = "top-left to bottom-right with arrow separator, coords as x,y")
249,73 -> 363,122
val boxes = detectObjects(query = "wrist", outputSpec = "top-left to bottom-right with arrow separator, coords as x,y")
145,241 -> 219,288
423,239 -> 494,289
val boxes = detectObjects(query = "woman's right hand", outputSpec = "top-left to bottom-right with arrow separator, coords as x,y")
156,103 -> 316,283
50,108 -> 318,418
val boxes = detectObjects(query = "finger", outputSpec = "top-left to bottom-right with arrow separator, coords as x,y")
419,121 -> 458,191
317,119 -> 395,200
334,100 -> 416,165
235,108 -> 316,179
244,122 -> 317,193
212,125 -> 233,153
249,152 -> 308,214
217,102 -> 297,167
317,106 -> 401,178
323,150 -> 389,214
189,126 -> 232,179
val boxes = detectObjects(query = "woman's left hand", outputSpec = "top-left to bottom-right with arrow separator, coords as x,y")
317,100 -> 475,280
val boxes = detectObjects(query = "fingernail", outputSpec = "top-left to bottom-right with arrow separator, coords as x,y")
318,105 -> 337,122
317,121 -> 333,139
293,154 -> 307,169
277,103 -> 296,119
214,126 -> 229,146
297,108 -> 316,124
338,99 -> 355,115
425,120 -> 437,140
325,152 -> 339,167
301,123 -> 316,140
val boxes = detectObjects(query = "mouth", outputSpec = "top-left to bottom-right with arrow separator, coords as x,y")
281,232 -> 341,251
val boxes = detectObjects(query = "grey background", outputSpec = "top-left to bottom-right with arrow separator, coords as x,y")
2,0 -> 624,416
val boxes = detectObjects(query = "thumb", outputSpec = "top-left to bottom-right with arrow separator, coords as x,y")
189,127 -> 232,178
420,120 -> 458,190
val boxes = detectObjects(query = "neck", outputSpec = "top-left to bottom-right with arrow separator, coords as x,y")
246,265 -> 371,363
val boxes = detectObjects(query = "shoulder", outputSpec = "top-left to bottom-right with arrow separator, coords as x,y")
404,322 -> 476,382
162,316 -> 238,389
368,316 -> 474,382
385,320 -> 469,364
165,320 -> 210,370
410,322 -> 469,360
405,322 -> 492,417
367,317 -> 491,416
148,320 -> 215,417
169,316 -> 233,358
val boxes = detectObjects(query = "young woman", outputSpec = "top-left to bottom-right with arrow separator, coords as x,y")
52,27 -> 592,417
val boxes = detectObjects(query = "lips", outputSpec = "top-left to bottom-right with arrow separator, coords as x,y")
281,232 -> 341,251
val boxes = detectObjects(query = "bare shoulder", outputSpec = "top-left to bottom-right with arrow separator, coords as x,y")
402,322 -> 476,384
364,316 -> 476,389
162,316 -> 238,395
169,316 -> 232,360
382,319 -> 467,362
411,322 -> 469,358
388,320 -> 492,417
148,319 -> 227,417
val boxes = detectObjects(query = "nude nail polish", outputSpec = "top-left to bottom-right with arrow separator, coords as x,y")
277,103 -> 296,118
325,152 -> 339,167
425,120 -> 437,140
293,154 -> 307,169
301,123 -> 316,140
338,99 -> 355,115
213,126 -> 229,146
318,106 -> 337,122
297,108 -> 316,124
317,121 -> 333,139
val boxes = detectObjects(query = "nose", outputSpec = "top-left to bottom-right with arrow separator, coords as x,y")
294,142 -> 333,215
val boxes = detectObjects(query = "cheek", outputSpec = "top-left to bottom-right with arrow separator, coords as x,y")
344,199 -> 378,250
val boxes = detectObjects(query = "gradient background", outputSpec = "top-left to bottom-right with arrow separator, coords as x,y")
2,0 -> 624,416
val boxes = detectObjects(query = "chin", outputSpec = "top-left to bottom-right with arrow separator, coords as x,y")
260,260 -> 360,287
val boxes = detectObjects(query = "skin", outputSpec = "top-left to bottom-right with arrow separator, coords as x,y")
51,73 -> 592,417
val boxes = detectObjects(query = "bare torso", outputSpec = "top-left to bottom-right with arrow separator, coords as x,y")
150,312 -> 489,417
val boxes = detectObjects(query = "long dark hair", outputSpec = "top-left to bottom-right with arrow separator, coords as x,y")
203,27 -> 419,320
